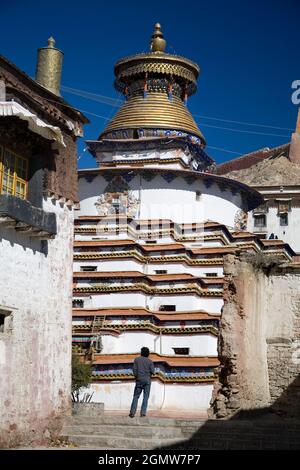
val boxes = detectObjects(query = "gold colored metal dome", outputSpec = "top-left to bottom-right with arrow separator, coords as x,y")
102,93 -> 204,140
100,23 -> 205,144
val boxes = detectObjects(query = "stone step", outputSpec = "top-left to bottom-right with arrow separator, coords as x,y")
64,433 -> 185,450
62,423 -> 190,439
65,415 -> 206,428
61,417 -> 300,450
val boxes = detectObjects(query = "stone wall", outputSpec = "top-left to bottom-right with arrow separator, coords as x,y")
265,265 -> 300,415
0,198 -> 74,448
211,254 -> 300,418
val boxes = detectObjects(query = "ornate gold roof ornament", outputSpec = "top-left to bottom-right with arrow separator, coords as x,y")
48,36 -> 56,48
35,36 -> 64,96
99,23 -> 205,144
150,23 -> 167,53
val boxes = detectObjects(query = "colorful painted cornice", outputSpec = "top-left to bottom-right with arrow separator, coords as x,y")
74,354 -> 218,383
74,225 -> 231,244
74,218 -> 234,245
73,220 -> 294,260
73,283 -> 223,297
72,323 -> 219,336
74,250 -> 225,265
91,371 -> 217,384
74,243 -> 293,263
92,353 -> 219,367
86,136 -> 213,169
72,307 -> 220,320
73,270 -> 224,284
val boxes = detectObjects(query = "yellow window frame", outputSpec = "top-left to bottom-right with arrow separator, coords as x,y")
0,145 -> 28,200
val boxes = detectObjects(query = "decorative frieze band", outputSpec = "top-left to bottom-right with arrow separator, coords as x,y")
73,323 -> 219,336
73,283 -> 223,296
91,372 -> 217,384
74,250 -> 224,265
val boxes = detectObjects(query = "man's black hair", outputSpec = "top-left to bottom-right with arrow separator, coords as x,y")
141,347 -> 150,357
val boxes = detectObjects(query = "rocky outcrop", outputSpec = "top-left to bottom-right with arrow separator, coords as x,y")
223,155 -> 300,186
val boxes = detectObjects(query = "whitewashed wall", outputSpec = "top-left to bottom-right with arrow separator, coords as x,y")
78,173 -> 243,227
80,381 -> 214,411
0,198 -> 73,444
100,331 -> 217,356
79,292 -> 223,313
74,259 -> 223,277
248,206 -> 300,254
74,233 -> 226,247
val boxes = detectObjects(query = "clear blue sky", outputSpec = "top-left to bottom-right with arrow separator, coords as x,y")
1,0 -> 299,168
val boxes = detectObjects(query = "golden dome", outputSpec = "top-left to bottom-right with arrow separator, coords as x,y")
102,93 -> 204,140
100,23 -> 205,144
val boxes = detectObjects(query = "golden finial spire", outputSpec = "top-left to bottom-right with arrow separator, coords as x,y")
47,36 -> 55,48
150,23 -> 166,53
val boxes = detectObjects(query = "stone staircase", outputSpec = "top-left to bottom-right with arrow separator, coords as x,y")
61,413 -> 300,450
61,415 -> 204,450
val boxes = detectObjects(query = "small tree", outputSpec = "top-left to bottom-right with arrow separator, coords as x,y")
72,354 -> 92,402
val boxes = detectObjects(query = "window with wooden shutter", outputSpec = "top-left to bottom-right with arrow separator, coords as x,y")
0,145 -> 28,200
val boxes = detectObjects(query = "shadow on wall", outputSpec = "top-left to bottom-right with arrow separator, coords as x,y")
0,232 -> 48,255
156,374 -> 300,450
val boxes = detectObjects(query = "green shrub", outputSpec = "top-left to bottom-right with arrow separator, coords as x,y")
72,354 -> 92,395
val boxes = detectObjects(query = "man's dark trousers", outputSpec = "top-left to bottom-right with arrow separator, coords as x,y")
130,380 -> 151,416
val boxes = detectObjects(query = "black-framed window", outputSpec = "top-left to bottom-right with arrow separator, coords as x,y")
80,266 -> 97,272
279,213 -> 288,226
159,305 -> 176,311
0,313 -> 5,333
0,308 -> 12,334
254,214 -> 266,227
173,348 -> 189,355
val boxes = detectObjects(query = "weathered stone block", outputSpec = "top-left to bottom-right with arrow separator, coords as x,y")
72,402 -> 104,418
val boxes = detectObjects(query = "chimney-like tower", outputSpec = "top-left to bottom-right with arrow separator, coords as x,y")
289,108 -> 300,164
35,37 -> 63,96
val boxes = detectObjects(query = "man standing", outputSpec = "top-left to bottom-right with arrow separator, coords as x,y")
129,347 -> 155,417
